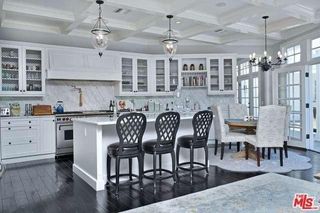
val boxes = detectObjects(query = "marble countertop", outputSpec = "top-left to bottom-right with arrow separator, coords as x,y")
73,113 -> 196,126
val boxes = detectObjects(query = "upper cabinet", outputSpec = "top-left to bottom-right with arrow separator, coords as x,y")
0,44 -> 45,96
207,56 -> 236,95
117,56 -> 150,96
47,49 -> 120,81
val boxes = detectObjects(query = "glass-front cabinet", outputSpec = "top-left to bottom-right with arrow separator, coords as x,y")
169,59 -> 179,92
154,58 -> 179,95
208,56 -> 236,95
120,57 -> 149,95
0,45 -> 45,96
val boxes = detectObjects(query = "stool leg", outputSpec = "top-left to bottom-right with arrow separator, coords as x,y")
176,145 -> 180,171
204,145 -> 209,174
284,141 -> 288,158
229,142 -> 232,149
274,148 -> 277,154
220,143 -> 225,160
190,146 -> 194,183
245,142 -> 248,160
171,150 -> 176,183
256,148 -> 260,167
107,155 -> 111,185
138,153 -> 143,190
115,157 -> 120,197
153,152 -> 157,194
214,139 -> 218,155
268,148 -> 271,159
159,154 -> 162,176
129,158 -> 132,181
262,148 -> 265,159
280,147 -> 284,166
237,142 -> 241,152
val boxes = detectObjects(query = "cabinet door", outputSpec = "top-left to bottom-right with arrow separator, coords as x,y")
121,57 -> 134,93
39,117 -> 56,154
0,45 -> 23,95
155,59 -> 166,93
222,58 -> 234,91
208,58 -> 220,92
23,47 -> 45,95
168,59 -> 179,92
136,58 -> 148,93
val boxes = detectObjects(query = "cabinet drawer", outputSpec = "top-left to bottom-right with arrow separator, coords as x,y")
1,138 -> 39,159
1,118 -> 39,127
1,126 -> 39,139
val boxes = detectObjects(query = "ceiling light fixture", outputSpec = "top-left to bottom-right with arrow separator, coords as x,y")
249,16 -> 287,71
162,15 -> 178,61
175,21 -> 181,24
91,0 -> 111,57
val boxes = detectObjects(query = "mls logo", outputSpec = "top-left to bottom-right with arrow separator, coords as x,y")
292,193 -> 319,211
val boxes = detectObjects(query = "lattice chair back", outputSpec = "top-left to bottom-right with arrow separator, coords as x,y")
155,112 -> 180,146
116,113 -> 147,152
192,110 -> 213,143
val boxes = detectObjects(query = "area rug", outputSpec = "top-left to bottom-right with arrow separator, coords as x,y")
123,173 -> 320,213
209,150 -> 312,173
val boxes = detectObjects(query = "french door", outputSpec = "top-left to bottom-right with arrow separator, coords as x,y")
238,75 -> 259,117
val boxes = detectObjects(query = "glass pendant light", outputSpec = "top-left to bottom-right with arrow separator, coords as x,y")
162,15 -> 178,61
91,0 -> 111,57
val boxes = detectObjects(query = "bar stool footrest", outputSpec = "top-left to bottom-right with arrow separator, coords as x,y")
143,168 -> 174,180
107,173 -> 141,187
177,161 -> 207,172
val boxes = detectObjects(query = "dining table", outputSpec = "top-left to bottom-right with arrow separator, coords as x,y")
225,119 -> 259,160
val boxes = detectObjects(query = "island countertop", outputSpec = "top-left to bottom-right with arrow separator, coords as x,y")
73,113 -> 196,126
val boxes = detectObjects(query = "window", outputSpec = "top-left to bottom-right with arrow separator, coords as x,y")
252,77 -> 259,117
312,37 -> 320,58
239,79 -> 250,114
239,61 -> 249,75
278,71 -> 302,140
286,45 -> 301,64
252,65 -> 259,72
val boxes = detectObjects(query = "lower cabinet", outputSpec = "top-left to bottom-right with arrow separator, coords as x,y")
0,116 -> 56,160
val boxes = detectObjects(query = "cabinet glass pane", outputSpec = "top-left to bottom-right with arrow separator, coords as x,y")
137,59 -> 148,92
122,58 -> 133,92
210,59 -> 219,91
26,49 -> 42,92
1,47 -> 20,92
224,59 -> 233,91
156,60 -> 165,92
169,59 -> 178,91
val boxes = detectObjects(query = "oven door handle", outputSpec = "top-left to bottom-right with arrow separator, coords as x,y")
58,124 -> 73,131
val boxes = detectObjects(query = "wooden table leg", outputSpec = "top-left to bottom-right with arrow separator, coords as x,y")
314,173 -> 320,179
232,143 -> 261,161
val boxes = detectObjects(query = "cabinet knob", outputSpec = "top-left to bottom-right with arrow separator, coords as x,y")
23,90 -> 26,92
8,122 -> 10,124
29,140 -> 32,143
20,90 -> 22,92
29,121 -> 31,123
29,126 -> 32,129
8,127 -> 11,130
9,142 -> 11,145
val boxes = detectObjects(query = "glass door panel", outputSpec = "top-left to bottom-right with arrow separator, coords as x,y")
252,77 -> 259,117
169,59 -> 178,92
25,49 -> 42,92
121,58 -> 133,92
137,59 -> 148,92
1,47 -> 20,92
311,64 -> 320,151
223,58 -> 233,91
209,59 -> 220,91
239,79 -> 250,115
156,60 -> 165,92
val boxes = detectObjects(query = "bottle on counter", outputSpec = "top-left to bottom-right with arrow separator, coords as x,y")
109,100 -> 113,111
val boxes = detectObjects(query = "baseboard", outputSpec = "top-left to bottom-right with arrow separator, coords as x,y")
73,164 -> 106,191
2,154 -> 55,164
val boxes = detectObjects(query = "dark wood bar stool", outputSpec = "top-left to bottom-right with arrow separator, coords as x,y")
176,110 -> 213,183
106,113 -> 146,197
143,112 -> 180,194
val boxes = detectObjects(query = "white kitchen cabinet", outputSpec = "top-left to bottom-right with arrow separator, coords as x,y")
47,48 -> 120,81
39,116 -> 56,154
0,44 -> 45,96
1,116 -> 56,161
117,56 -> 150,96
207,56 -> 236,95
153,58 -> 179,95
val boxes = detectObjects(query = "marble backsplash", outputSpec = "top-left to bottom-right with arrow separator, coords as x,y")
0,80 -> 235,116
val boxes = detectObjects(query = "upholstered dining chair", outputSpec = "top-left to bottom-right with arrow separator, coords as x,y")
245,105 -> 287,167
283,105 -> 291,158
212,105 -> 246,160
228,103 -> 248,120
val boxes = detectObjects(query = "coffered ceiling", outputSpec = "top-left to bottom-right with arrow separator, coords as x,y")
0,0 -> 320,52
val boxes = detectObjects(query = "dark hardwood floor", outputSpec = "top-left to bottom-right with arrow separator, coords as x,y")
0,148 -> 319,213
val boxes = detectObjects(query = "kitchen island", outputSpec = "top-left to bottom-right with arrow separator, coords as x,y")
73,113 -> 211,191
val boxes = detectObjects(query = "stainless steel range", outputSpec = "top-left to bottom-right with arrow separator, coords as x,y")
55,110 -> 113,156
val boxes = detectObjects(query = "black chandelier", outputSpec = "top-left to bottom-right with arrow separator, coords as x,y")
249,16 -> 287,71
91,0 -> 111,57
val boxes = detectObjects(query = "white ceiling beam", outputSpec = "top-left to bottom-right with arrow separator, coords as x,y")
0,0 -> 4,26
177,10 -> 219,25
2,19 -> 61,34
179,25 -> 212,39
266,17 -> 306,33
61,1 -> 95,34
219,6 -> 264,26
106,0 -> 166,15
188,34 -> 221,44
